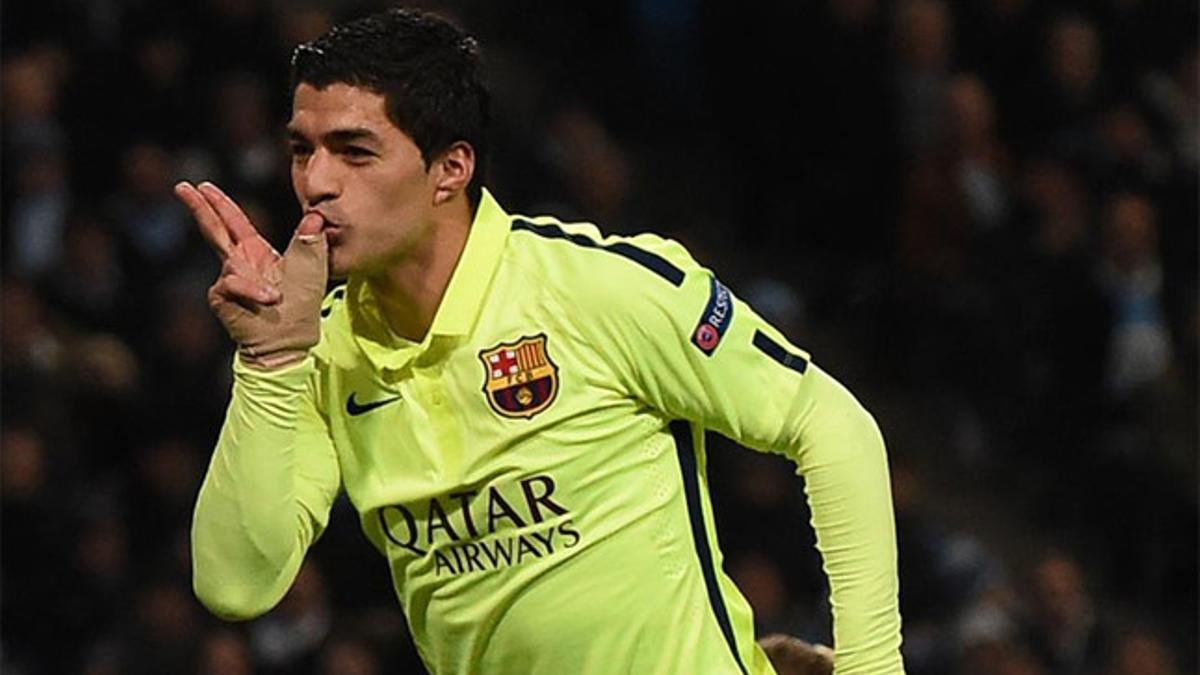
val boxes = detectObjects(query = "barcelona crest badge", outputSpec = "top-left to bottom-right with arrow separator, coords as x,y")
479,334 -> 559,419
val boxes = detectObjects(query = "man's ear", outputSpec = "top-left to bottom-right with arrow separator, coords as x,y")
432,141 -> 476,206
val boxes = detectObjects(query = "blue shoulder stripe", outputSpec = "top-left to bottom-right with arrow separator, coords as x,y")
752,329 -> 808,374
511,218 -> 685,287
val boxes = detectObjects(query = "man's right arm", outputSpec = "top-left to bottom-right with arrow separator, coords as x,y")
174,180 -> 337,620
191,355 -> 340,620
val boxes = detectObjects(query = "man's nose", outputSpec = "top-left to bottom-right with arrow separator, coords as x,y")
301,149 -> 340,206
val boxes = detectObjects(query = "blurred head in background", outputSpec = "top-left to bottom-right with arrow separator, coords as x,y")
1047,14 -> 1102,103
320,635 -> 382,675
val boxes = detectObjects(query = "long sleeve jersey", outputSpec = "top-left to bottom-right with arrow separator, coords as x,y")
192,189 -> 905,674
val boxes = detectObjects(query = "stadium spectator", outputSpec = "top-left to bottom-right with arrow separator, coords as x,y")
1020,550 -> 1110,675
200,629 -> 256,675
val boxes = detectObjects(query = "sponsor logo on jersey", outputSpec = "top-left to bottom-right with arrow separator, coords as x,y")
691,276 -> 733,356
376,474 -> 582,577
345,392 -> 402,416
479,334 -> 559,419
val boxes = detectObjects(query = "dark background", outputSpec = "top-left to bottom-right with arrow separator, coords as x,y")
2,1 -> 1196,673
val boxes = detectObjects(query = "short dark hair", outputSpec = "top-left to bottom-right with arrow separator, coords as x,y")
291,7 -> 490,207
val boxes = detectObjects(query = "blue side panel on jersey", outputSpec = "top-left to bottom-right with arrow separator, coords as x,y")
670,420 -> 750,675
511,219 -> 685,287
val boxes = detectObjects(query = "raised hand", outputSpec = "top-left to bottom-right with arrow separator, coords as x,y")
175,181 -> 328,370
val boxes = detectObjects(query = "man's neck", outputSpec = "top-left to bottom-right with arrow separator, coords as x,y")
366,197 -> 473,342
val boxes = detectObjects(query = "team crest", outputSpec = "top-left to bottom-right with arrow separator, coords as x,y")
479,334 -> 559,419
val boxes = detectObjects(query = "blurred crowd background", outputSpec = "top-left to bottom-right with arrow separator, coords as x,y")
2,0 -> 1196,673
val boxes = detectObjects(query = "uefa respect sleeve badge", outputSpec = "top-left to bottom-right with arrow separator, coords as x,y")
691,276 -> 733,356
479,334 -> 559,419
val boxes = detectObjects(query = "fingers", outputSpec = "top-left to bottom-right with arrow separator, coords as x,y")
196,181 -> 282,267
212,275 -> 281,307
175,181 -> 233,258
213,256 -> 281,306
196,182 -> 260,245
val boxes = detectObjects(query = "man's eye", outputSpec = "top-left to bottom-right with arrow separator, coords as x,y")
344,146 -> 374,159
290,144 -> 313,158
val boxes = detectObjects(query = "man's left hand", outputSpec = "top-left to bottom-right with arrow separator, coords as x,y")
759,634 -> 835,675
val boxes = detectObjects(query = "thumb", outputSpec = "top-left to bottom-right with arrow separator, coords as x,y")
296,211 -> 324,238
281,212 -> 329,293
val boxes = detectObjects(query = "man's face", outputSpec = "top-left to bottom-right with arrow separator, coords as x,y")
288,82 -> 435,277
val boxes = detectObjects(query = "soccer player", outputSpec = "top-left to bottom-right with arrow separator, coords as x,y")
178,8 -> 904,674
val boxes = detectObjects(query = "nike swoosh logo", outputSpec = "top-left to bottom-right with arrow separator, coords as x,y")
346,392 -> 402,416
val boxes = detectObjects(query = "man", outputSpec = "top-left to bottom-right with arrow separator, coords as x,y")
179,8 -> 904,674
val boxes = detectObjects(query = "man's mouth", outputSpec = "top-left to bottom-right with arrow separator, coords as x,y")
311,212 -> 345,238
315,219 -> 346,248
306,209 -> 341,227
324,225 -> 345,247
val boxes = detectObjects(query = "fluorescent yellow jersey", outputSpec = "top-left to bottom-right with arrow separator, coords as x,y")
191,190 -> 905,674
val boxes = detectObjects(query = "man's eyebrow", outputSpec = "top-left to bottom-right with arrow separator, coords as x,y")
325,128 -> 381,144
286,126 -> 382,144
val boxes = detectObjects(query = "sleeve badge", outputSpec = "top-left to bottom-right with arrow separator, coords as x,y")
691,276 -> 734,356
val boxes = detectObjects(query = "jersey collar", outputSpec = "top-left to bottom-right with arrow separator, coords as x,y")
428,188 -> 510,337
347,188 -> 510,371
